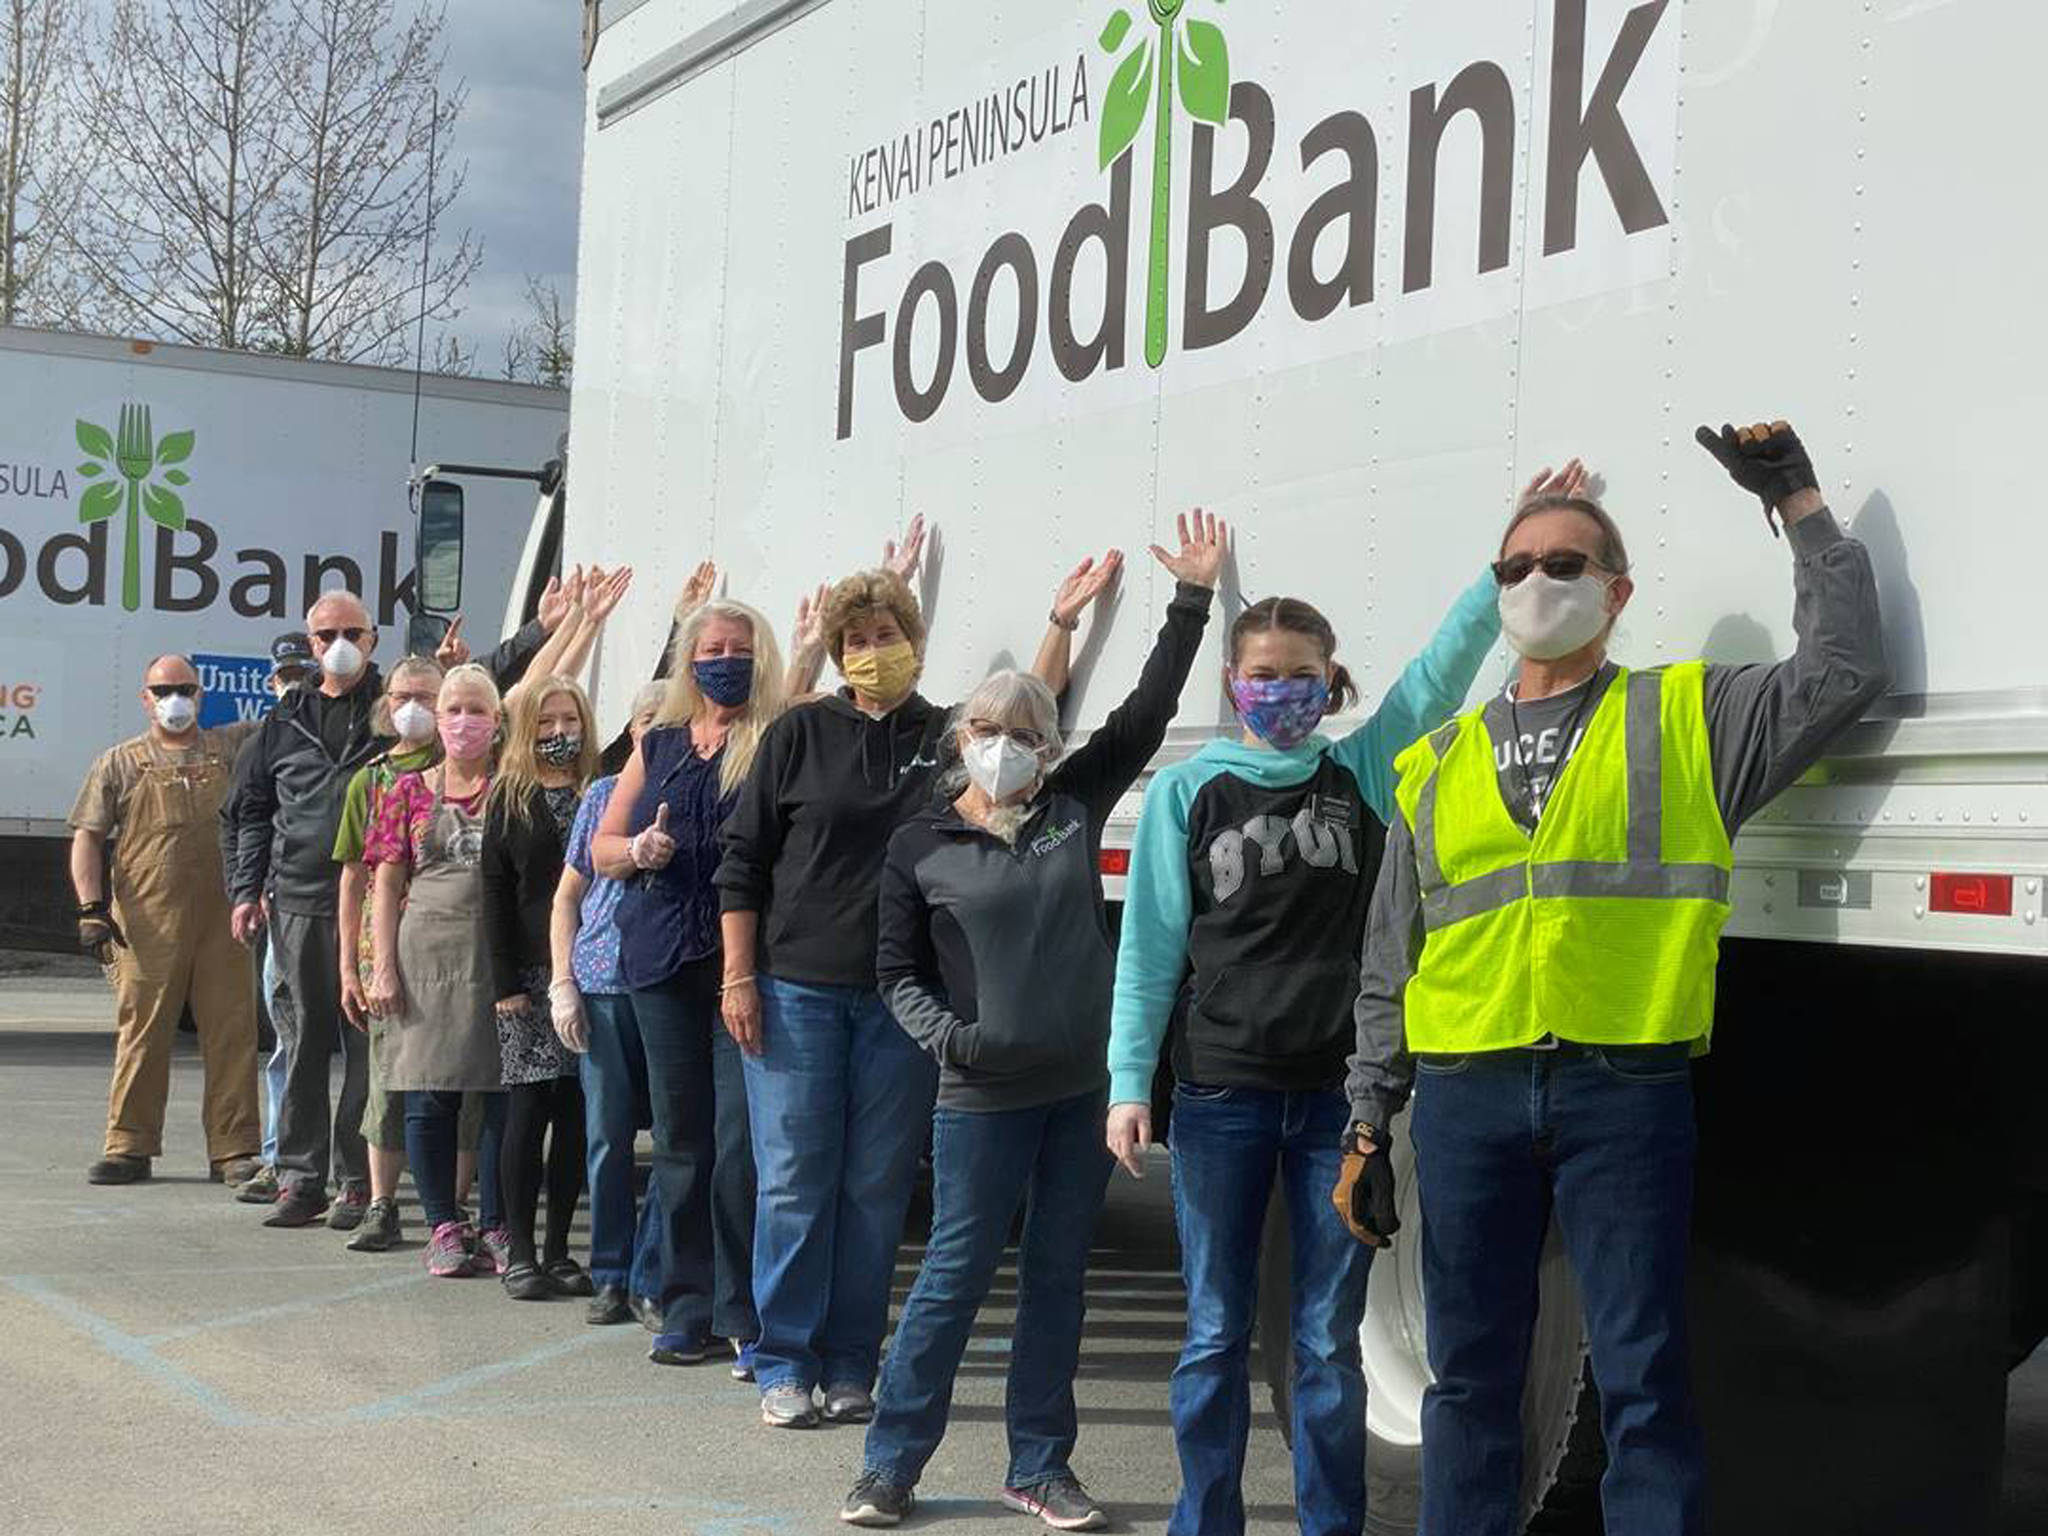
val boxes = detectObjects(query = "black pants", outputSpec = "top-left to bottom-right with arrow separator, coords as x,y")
630,959 -> 758,1344
268,908 -> 368,1197
501,1076 -> 586,1269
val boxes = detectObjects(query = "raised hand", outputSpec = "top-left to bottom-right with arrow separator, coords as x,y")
792,581 -> 831,654
434,614 -> 470,669
1148,508 -> 1228,590
884,514 -> 927,582
536,575 -> 571,634
587,564 -> 634,622
1051,549 -> 1125,627
676,560 -> 718,617
1695,419 -> 1820,534
1518,458 -> 1589,508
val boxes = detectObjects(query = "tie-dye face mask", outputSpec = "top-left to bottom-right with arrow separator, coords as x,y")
1229,674 -> 1330,750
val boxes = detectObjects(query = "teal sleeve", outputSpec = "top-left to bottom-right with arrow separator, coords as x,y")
1329,568 -> 1501,823
1107,769 -> 1196,1105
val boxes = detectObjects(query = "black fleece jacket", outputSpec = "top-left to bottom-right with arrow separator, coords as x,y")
876,582 -> 1213,1111
715,689 -> 952,988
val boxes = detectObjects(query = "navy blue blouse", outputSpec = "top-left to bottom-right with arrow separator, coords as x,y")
614,726 -> 737,990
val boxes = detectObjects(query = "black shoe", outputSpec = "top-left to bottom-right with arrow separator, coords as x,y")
630,1294 -> 662,1332
542,1257 -> 595,1297
840,1473 -> 915,1526
346,1197 -> 402,1252
87,1155 -> 152,1186
262,1186 -> 330,1227
501,1261 -> 553,1301
586,1284 -> 632,1325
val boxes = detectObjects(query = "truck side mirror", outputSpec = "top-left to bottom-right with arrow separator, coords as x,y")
417,479 -> 465,613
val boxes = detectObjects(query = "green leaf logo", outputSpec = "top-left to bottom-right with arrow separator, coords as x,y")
1100,0 -> 1233,367
73,402 -> 201,612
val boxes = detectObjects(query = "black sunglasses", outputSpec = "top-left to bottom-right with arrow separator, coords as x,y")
313,627 -> 370,644
1491,551 -> 1609,588
146,683 -> 198,699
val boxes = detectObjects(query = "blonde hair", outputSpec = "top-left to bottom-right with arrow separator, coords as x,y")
491,676 -> 599,831
657,600 -> 788,797
821,568 -> 925,666
372,655 -> 445,739
438,662 -> 501,714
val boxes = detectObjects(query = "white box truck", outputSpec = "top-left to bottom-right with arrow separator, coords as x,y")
491,2 -> 2043,1530
0,325 -> 568,949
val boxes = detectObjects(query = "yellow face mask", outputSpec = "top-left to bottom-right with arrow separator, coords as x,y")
842,639 -> 919,704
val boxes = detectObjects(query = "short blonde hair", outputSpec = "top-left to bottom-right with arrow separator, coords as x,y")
438,662 -> 501,714
821,569 -> 925,666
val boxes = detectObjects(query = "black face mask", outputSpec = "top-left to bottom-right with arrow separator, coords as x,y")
535,733 -> 582,766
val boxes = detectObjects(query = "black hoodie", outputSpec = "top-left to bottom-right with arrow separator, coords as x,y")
716,690 -> 951,988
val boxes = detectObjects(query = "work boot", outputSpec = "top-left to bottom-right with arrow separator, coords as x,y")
262,1184 -> 330,1228
212,1155 -> 262,1186
87,1155 -> 151,1186
346,1197 -> 402,1252
233,1165 -> 279,1204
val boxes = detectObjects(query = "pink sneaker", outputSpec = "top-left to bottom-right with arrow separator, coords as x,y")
470,1225 -> 513,1276
425,1220 -> 473,1278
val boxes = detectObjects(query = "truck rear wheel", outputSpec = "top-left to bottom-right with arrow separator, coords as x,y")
1255,1121 -> 1604,1534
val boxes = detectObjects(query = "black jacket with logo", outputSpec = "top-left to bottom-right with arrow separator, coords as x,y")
875,582 -> 1213,1110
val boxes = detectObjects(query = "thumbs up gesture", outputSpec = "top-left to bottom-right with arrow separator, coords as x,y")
630,801 -> 677,872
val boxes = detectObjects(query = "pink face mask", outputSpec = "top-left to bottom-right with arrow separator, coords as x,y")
438,713 -> 496,760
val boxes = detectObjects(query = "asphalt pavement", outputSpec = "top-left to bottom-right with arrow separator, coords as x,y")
1,971 -> 2042,1536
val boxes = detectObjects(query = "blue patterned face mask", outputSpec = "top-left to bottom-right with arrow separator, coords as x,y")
1229,674 -> 1329,749
693,656 -> 755,706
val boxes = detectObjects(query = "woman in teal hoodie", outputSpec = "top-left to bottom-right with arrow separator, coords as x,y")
1103,492 -> 1541,1535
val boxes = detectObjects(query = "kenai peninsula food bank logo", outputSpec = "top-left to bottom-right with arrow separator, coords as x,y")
74,402 -> 197,613
836,0 -> 1678,440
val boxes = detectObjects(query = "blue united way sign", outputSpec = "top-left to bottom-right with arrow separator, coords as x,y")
192,653 -> 274,729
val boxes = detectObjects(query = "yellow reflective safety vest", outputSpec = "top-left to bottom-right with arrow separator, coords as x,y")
1392,663 -> 1733,1053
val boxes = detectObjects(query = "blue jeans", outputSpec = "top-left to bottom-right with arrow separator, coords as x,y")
406,1089 -> 506,1230
864,1089 -> 1113,1489
633,962 -> 759,1343
1411,1042 -> 1704,1536
259,939 -> 287,1165
581,992 -> 652,1290
1168,1084 -> 1371,1536
744,974 -> 937,1394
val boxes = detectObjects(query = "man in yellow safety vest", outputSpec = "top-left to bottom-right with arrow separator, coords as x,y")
1334,420 -> 1890,1536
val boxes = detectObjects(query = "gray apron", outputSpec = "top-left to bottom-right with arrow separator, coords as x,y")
376,776 -> 503,1093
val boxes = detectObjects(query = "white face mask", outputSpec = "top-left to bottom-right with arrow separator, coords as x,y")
153,694 -> 197,733
1497,572 -> 1615,662
390,700 -> 437,745
963,734 -> 1043,804
320,636 -> 365,680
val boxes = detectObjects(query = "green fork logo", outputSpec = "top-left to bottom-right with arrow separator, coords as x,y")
1099,0 -> 1232,368
73,403 -> 196,613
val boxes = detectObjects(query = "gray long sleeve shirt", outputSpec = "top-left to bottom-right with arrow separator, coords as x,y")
1345,509 -> 1890,1129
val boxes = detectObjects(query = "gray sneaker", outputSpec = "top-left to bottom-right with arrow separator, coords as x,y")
326,1188 -> 369,1231
1001,1476 -> 1106,1531
760,1383 -> 820,1429
840,1472 -> 914,1526
821,1383 -> 875,1424
345,1197 -> 402,1252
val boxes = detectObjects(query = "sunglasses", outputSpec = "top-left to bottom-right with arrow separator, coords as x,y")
1491,551 -> 1609,588
146,683 -> 198,699
313,627 -> 370,644
965,719 -> 1048,752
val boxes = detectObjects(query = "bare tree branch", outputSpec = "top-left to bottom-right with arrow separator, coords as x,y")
1,0 -> 83,324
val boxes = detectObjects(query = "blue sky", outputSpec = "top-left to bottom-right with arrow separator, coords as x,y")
439,0 -> 586,367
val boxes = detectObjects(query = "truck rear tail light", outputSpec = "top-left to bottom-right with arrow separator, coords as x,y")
1928,873 -> 2013,916
1100,848 -> 1131,877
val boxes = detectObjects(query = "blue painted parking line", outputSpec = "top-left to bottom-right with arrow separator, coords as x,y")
5,1274 -> 256,1427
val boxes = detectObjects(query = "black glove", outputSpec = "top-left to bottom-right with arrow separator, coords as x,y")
77,901 -> 127,965
1694,419 -> 1820,535
1332,1128 -> 1399,1248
